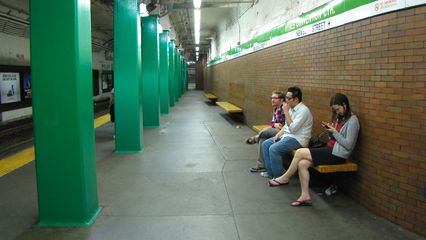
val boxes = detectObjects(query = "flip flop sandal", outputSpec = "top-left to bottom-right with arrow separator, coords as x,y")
291,200 -> 312,207
268,179 -> 289,187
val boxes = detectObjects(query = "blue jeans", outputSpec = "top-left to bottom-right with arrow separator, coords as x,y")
262,136 -> 302,178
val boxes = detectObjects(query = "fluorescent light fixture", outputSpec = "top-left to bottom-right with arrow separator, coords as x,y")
194,8 -> 200,45
194,9 -> 200,32
195,31 -> 200,44
195,46 -> 199,51
193,2 -> 201,46
193,0 -> 201,9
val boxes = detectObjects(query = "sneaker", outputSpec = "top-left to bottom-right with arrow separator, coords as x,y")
325,184 -> 338,196
260,172 -> 271,178
249,166 -> 266,173
245,136 -> 257,144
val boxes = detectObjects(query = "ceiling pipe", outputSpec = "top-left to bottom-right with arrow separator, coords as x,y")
0,0 -> 29,16
0,12 -> 29,26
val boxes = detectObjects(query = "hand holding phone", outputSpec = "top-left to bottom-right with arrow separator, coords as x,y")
321,121 -> 331,129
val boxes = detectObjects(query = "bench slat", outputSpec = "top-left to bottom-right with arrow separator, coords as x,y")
204,93 -> 218,100
314,162 -> 358,173
216,101 -> 243,113
291,150 -> 358,173
252,124 -> 270,133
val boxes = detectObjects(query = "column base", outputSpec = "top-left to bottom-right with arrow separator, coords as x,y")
114,149 -> 144,154
37,206 -> 102,227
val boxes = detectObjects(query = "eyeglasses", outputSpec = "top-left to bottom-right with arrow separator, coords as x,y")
271,97 -> 282,100
285,96 -> 293,100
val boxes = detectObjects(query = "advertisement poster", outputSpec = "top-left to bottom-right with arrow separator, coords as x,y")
102,73 -> 108,90
0,72 -> 21,104
23,73 -> 32,99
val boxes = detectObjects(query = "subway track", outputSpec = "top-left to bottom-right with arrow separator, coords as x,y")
0,101 -> 109,159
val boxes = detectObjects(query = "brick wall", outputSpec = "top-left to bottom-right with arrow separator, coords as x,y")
195,56 -> 205,90
206,6 -> 426,237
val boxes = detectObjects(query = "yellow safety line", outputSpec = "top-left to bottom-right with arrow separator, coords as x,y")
0,114 -> 111,177
0,147 -> 35,177
94,114 -> 111,128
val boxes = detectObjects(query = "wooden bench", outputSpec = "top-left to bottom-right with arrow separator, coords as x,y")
252,124 -> 270,133
291,150 -> 358,173
216,101 -> 243,113
204,93 -> 218,101
251,125 -> 358,174
313,161 -> 357,173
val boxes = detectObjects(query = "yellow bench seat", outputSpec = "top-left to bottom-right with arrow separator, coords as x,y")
314,161 -> 358,173
291,150 -> 358,173
216,101 -> 243,113
252,124 -> 270,133
204,93 -> 218,100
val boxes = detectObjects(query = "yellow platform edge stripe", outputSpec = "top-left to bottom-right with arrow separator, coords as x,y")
0,114 -> 111,177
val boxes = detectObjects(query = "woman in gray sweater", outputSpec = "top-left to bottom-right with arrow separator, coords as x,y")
268,93 -> 360,206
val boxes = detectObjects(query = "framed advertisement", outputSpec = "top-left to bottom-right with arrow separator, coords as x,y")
23,73 -> 32,99
0,72 -> 21,104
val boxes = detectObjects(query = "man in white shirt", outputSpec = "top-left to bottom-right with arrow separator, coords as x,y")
261,86 -> 313,178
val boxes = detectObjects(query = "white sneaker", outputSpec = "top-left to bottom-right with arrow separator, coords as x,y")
260,172 -> 271,178
325,185 -> 338,196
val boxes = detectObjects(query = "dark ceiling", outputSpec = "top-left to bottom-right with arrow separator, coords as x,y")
0,0 -> 255,61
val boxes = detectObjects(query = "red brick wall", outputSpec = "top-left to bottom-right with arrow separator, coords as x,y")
206,6 -> 426,237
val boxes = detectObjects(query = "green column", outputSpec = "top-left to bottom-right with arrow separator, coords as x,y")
30,0 -> 100,226
179,55 -> 183,97
178,56 -> 182,98
184,60 -> 188,91
159,30 -> 170,115
182,58 -> 186,93
114,0 -> 143,153
168,40 -> 176,107
175,49 -> 181,100
142,16 -> 160,128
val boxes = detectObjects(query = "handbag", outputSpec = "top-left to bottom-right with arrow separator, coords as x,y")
308,130 -> 328,148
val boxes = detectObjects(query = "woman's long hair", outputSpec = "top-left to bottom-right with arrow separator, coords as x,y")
330,93 -> 352,123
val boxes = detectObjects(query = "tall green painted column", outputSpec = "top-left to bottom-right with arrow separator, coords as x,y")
30,0 -> 100,226
182,59 -> 186,93
114,0 -> 143,153
159,30 -> 170,115
175,49 -> 181,100
184,60 -> 188,91
142,16 -> 160,128
168,40 -> 176,107
178,56 -> 182,97
179,55 -> 183,97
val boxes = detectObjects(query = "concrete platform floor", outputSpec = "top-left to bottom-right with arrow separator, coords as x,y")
0,90 -> 424,240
